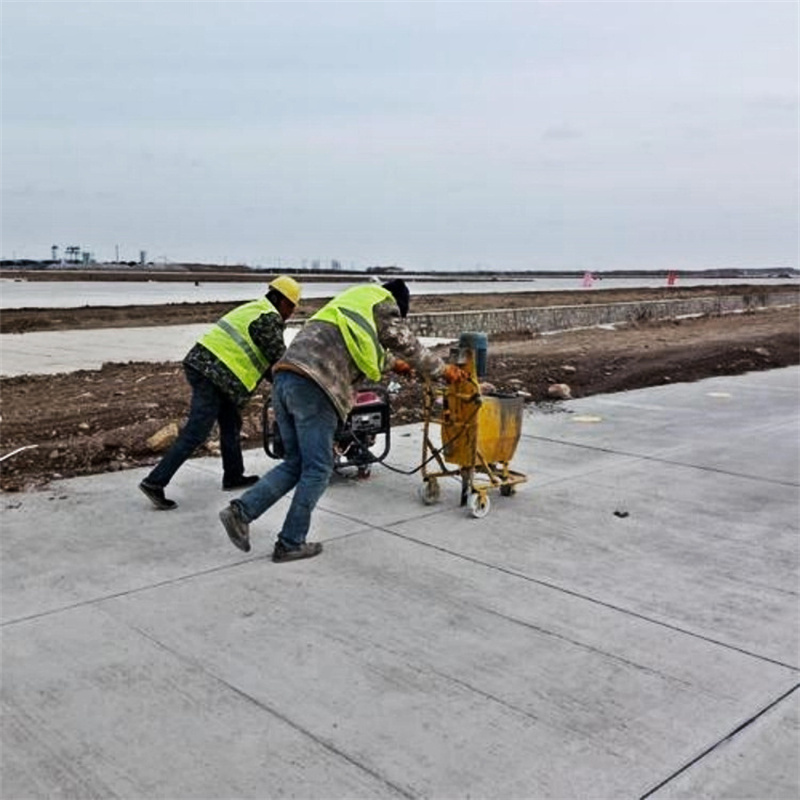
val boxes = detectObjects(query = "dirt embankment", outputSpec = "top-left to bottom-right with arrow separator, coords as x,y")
1,286 -> 798,491
2,284 -> 792,334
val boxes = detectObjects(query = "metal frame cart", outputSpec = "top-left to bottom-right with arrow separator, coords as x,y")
418,334 -> 527,518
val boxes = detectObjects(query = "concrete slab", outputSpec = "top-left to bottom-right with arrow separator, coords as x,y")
0,327 -> 451,376
2,368 -> 799,799
2,605 -> 408,799
0,325 -> 211,376
649,686 -> 800,799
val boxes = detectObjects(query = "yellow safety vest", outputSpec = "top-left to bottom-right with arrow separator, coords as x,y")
198,299 -> 278,391
310,285 -> 393,381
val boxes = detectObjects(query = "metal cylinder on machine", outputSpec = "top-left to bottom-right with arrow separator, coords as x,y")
458,331 -> 488,378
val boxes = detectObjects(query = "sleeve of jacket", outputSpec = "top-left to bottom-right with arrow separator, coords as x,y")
374,300 -> 445,378
249,313 -> 288,380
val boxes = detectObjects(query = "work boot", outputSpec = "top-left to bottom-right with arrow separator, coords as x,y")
219,503 -> 251,553
272,540 -> 323,563
222,474 -> 260,491
139,481 -> 177,510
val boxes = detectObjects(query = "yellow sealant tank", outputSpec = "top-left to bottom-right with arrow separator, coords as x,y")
476,392 -> 524,463
442,390 -> 523,467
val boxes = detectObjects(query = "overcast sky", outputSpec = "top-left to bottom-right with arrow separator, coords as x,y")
1,1 -> 797,271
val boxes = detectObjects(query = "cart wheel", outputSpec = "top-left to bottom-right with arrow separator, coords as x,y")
418,479 -> 440,505
468,492 -> 491,518
500,484 -> 515,497
357,465 -> 371,479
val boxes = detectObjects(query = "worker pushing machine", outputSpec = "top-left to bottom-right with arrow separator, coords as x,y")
139,275 -> 302,510
218,278 -> 465,562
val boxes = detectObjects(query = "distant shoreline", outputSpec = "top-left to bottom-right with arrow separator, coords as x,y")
1,265 -> 797,283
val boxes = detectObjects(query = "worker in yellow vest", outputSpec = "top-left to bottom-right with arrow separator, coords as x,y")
219,278 -> 462,562
139,275 -> 301,510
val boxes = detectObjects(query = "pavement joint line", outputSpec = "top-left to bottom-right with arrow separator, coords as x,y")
0,555 -> 266,629
475,604 -> 704,693
528,435 -> 800,488
373,526 -> 800,673
732,577 -> 799,600
0,515 -> 414,629
638,682 -> 800,799
123,620 -> 418,800
4,509 -> 797,675
323,619 -> 552,733
9,523 -> 798,675
320,504 -> 450,528
0,511 -> 421,629
320,489 -> 800,670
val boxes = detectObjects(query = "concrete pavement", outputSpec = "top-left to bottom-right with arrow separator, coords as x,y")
0,326 -> 448,376
2,368 -> 799,799
0,325 -> 212,376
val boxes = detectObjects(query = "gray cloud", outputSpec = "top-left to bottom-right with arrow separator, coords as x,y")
1,0 -> 797,270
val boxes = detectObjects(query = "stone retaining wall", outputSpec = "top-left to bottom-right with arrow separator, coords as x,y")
409,291 -> 799,339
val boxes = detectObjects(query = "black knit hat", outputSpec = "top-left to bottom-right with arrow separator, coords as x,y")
382,279 -> 410,318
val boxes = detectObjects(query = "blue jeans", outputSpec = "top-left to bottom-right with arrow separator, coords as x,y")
234,371 -> 337,548
145,365 -> 244,487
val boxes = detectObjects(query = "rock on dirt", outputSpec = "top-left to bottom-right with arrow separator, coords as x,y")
547,383 -> 572,400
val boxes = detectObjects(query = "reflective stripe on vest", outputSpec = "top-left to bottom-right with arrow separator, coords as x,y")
198,299 -> 277,391
310,285 -> 393,381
